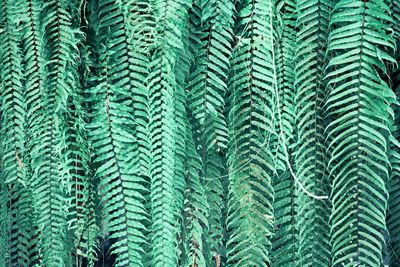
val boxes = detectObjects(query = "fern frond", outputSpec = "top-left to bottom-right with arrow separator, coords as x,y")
88,74 -> 146,266
147,41 -> 180,267
64,12 -> 102,265
0,0 -> 32,265
326,1 -> 396,265
121,1 -> 156,262
226,0 -> 278,265
175,20 -> 192,261
293,0 -> 333,265
147,0 -> 191,265
386,8 -> 400,264
20,0 -> 71,264
272,172 -> 298,266
8,184 -> 33,266
387,112 -> 400,265
66,61 -> 99,266
117,0 -> 156,263
187,0 -> 234,259
26,0 -> 86,264
0,176 -> 9,265
0,0 -> 27,186
387,83 -> 400,265
271,2 -> 298,266
87,0 -> 151,265
276,0 -> 296,148
182,116 -> 210,267
188,0 -> 233,151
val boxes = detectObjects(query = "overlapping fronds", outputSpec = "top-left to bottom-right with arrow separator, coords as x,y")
117,0 -> 156,264
42,1 -> 88,264
326,1 -> 396,265
275,0 -> 296,148
147,0 -> 191,265
0,0 -> 31,265
226,0 -> 278,265
387,91 -> 400,265
293,0 -> 333,265
0,183 -> 8,265
174,15 -> 191,261
188,0 -> 233,152
182,117 -> 210,267
386,2 -> 400,264
3,0 -> 400,265
272,171 -> 298,266
19,0 -> 73,264
66,55 -> 99,266
187,0 -> 234,260
271,1 -> 298,265
86,0 -> 157,265
387,3 -> 400,254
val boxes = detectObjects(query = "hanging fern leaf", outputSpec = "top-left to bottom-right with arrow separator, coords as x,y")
293,0 -> 333,265
66,52 -> 100,267
326,1 -> 396,266
20,0 -> 72,264
0,0 -> 27,188
3,0 -> 400,264
117,0 -> 156,263
386,2 -> 400,264
271,2 -> 298,266
272,171 -> 298,266
66,8 -> 104,265
182,114 -> 210,267
226,0 -> 278,265
387,103 -> 400,266
0,0 -> 32,265
187,0 -> 234,260
87,0 -> 150,265
174,13 -> 192,261
0,184 -> 8,265
147,0 -> 191,265
275,0 -> 296,148
188,0 -> 233,151
387,97 -> 400,265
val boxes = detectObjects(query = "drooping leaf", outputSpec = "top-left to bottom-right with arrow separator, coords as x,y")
227,0 -> 279,265
292,0 -> 333,265
326,1 -> 396,266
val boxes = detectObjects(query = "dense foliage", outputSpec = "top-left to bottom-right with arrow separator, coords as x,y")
1,0 -> 400,266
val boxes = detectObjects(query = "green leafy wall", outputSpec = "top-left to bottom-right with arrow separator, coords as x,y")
0,0 -> 400,266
